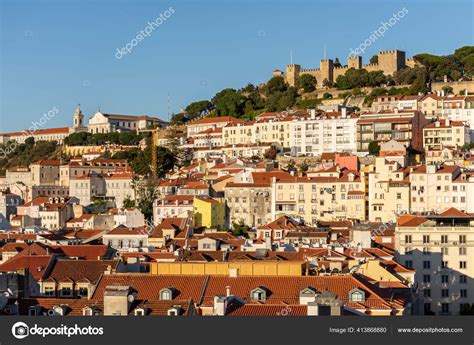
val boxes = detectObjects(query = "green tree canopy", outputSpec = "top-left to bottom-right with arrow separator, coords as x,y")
296,74 -> 317,93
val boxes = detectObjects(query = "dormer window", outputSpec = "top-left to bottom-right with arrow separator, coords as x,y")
160,288 -> 174,301
349,288 -> 365,302
250,287 -> 267,302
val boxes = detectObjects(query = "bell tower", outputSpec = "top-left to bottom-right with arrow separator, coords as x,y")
73,104 -> 84,130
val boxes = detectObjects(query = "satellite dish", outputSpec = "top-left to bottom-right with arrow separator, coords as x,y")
127,294 -> 135,303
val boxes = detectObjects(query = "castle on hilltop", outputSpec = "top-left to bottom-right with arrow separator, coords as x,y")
274,50 -> 419,88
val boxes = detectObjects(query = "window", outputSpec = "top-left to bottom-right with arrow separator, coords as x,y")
441,303 -> 449,314
78,287 -> 88,298
61,287 -> 72,297
44,286 -> 55,296
423,275 -> 431,283
441,247 -> 449,255
405,260 -> 413,269
441,235 -> 448,244
442,261 -> 448,269
459,247 -> 467,255
441,289 -> 449,298
423,261 -> 431,270
250,288 -> 266,302
441,275 -> 449,283
349,289 -> 365,302
160,289 -> 172,301
459,235 -> 466,244
460,290 -> 467,298
424,289 -> 431,297
405,235 -> 412,244
460,275 -> 467,284
424,303 -> 431,314
423,235 -> 430,244
460,261 -> 467,269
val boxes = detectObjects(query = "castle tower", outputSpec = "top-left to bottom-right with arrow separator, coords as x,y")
377,50 -> 406,75
285,64 -> 301,86
348,56 -> 362,70
73,104 -> 85,129
319,59 -> 334,83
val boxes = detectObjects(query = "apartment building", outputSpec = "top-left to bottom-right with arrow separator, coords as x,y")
59,159 -> 129,187
187,116 -> 243,137
273,167 -> 366,224
368,157 -> 410,222
223,117 -> 294,148
419,94 -> 444,117
289,109 -> 359,156
423,119 -> 470,150
395,209 -> 474,315
0,191 -> 22,229
408,164 -> 474,214
153,195 -> 194,225
371,95 -> 402,112
30,160 -> 61,186
442,96 -> 474,139
356,110 -> 427,152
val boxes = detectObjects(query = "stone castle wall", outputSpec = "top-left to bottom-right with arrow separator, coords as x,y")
280,50 -> 417,88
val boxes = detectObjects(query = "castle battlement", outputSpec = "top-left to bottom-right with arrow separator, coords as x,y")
378,49 -> 402,55
281,48 -> 409,88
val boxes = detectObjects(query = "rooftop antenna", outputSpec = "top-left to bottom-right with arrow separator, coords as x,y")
167,91 -> 171,120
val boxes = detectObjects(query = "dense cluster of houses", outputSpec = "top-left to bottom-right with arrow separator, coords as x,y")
0,91 -> 474,317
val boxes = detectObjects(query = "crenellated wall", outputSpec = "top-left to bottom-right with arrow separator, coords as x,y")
283,49 -> 412,87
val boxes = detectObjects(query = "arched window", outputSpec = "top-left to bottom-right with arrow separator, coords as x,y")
349,288 -> 365,302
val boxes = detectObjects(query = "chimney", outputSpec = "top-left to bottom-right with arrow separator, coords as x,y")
341,107 -> 347,118
225,286 -> 231,297
310,109 -> 316,120
445,118 -> 450,127
229,268 -> 239,278
307,302 -> 320,316
213,296 -> 227,316
441,90 -> 445,97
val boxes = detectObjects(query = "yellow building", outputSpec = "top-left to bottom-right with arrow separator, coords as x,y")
272,166 -> 366,224
193,197 -> 226,229
368,157 -> 411,222
423,119 -> 470,151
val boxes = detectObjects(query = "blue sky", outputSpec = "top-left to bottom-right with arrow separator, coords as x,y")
0,0 -> 473,132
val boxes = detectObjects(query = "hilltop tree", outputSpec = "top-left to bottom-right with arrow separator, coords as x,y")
264,76 -> 288,95
212,88 -> 246,117
185,100 -> 212,118
296,74 -> 317,93
370,55 -> 378,64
